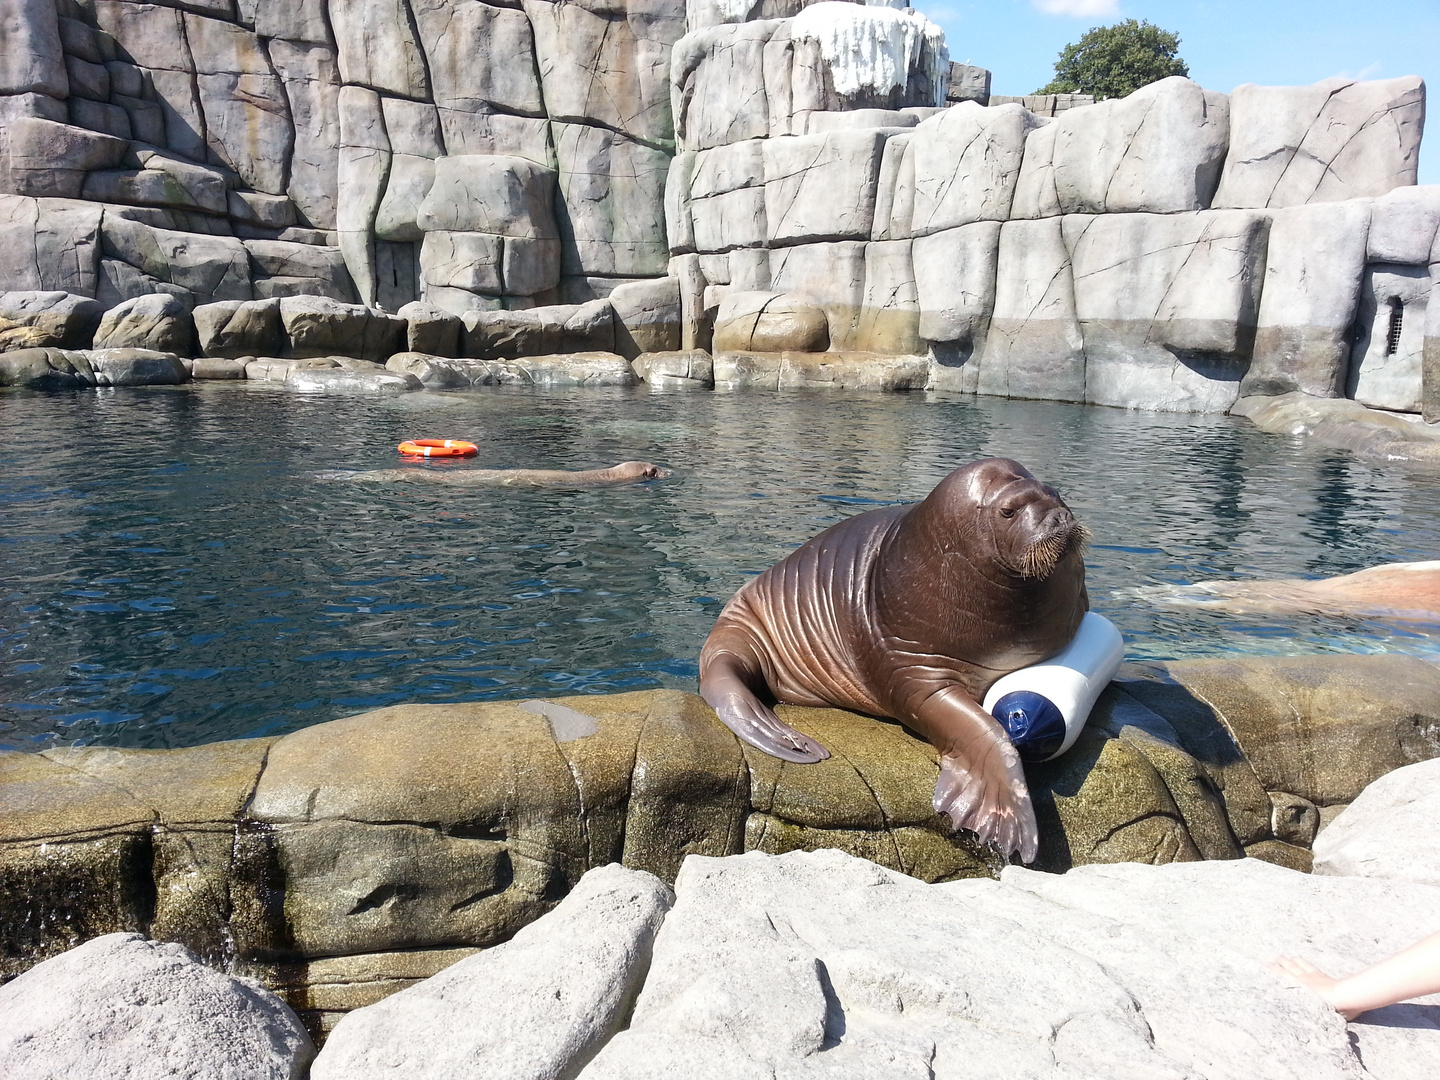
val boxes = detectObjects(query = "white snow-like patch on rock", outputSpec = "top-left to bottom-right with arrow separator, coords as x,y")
791,2 -> 948,104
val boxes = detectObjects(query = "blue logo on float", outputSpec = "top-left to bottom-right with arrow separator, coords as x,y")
992,690 -> 1066,762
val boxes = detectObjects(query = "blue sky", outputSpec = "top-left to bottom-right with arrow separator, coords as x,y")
915,0 -> 1438,184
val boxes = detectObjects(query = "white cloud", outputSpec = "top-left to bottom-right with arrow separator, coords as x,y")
1032,0 -> 1121,16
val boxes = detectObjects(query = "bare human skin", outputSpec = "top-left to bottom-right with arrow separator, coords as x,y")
338,461 -> 671,487
698,458 -> 1090,863
1275,931 -> 1440,1020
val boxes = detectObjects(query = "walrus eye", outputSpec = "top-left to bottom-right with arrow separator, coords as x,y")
999,507 -> 1016,519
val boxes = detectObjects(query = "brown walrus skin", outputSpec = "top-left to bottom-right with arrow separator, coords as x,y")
698,458 -> 1090,863
333,461 -> 670,487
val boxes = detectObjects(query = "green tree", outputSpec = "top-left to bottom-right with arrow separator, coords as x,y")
1036,19 -> 1189,100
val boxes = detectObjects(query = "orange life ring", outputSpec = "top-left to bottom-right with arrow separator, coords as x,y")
397,439 -> 479,458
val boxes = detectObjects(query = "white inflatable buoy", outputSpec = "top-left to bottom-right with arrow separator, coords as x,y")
983,612 -> 1124,762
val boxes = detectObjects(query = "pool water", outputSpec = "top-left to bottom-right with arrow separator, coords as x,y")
3,382 -> 1438,751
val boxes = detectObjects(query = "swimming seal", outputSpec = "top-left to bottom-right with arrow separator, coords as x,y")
330,461 -> 671,487
698,458 -> 1090,862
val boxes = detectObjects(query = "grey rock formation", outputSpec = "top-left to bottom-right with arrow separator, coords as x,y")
0,290 -> 102,350
1215,77 -> 1425,209
763,129 -> 887,244
1313,758 -> 1440,888
714,349 -> 929,390
632,348 -> 714,388
712,290 -> 829,352
1012,77 -> 1229,218
1,0 -> 68,99
975,216 -> 1083,402
524,0 -> 684,150
910,102 -> 1035,235
397,300 -> 462,357
553,122 -> 672,277
280,295 -> 406,361
609,277 -> 682,357
194,297 -> 283,358
0,933 -> 313,1080
311,864 -> 673,1080
463,299 -> 616,360
1068,210 -> 1269,413
581,848 -> 1440,1080
287,367 -> 423,394
88,347 -> 190,385
1347,264 -> 1430,413
1244,200 -> 1373,398
92,292 -> 192,353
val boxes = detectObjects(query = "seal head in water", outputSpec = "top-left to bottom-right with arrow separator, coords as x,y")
698,457 -> 1089,862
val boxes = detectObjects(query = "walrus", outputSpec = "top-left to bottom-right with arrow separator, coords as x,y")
323,461 -> 670,487
1142,561 -> 1440,623
698,458 -> 1090,863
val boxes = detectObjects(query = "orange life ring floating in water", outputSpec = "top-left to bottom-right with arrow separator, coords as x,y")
397,439 -> 479,458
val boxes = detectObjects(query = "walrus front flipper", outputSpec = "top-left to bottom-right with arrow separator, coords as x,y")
699,650 -> 830,764
917,686 -> 1039,863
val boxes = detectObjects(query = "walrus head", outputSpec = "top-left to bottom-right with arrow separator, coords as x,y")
936,458 -> 1089,581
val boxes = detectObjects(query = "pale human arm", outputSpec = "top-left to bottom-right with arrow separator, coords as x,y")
1275,930 -> 1440,1020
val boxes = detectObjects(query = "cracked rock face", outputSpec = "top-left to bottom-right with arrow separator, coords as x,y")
1214,77 -> 1425,209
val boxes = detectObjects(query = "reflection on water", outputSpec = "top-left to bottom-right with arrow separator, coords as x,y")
2,382 -> 1437,751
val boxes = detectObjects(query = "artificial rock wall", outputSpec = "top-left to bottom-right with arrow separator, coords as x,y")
1,0 -> 1436,415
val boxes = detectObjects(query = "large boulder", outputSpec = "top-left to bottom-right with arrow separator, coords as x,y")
973,216 -> 1084,402
582,849 -> 1440,1079
1012,77 -> 1229,218
608,278 -> 682,357
0,291 -> 102,351
910,102 -> 1037,235
194,297 -> 284,358
712,290 -> 829,352
1313,758 -> 1440,888
279,295 -> 406,361
1243,200 -> 1372,398
92,293 -> 194,354
553,122 -> 672,277
0,347 -> 96,387
462,299 -> 616,359
713,350 -> 930,391
0,196 -> 103,298
328,0 -> 429,99
1067,210 -> 1270,413
311,865 -> 672,1080
523,0 -> 685,149
1214,77 -> 1425,209
0,933 -> 313,1080
4,657 -> 1438,1032
631,349 -> 714,389
762,130 -> 889,245
87,348 -> 190,386
397,301 -> 462,357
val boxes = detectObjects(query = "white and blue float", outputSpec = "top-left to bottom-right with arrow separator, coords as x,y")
984,612 -> 1125,762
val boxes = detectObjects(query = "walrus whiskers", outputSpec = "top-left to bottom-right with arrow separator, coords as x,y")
1020,522 -> 1091,579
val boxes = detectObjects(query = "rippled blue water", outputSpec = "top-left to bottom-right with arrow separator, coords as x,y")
3,382 -> 1438,751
